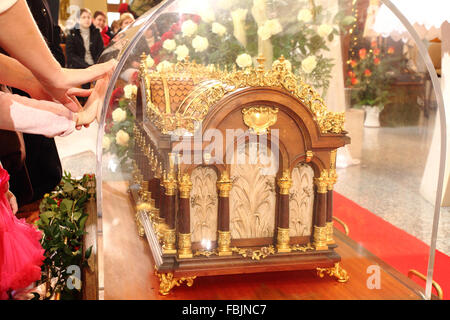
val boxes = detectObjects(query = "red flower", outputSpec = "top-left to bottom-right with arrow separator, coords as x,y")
387,46 -> 395,54
161,31 -> 174,41
349,59 -> 357,67
105,122 -> 114,133
153,56 -> 160,66
374,58 -> 380,65
150,41 -> 162,55
373,48 -> 380,55
359,48 -> 367,59
351,77 -> 358,85
364,69 -> 372,77
348,71 -> 355,78
109,87 -> 124,107
371,40 -> 377,48
57,199 -> 62,207
192,15 -> 201,24
130,71 -> 139,85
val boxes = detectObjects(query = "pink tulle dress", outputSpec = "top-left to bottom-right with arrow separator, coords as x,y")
0,166 -> 44,300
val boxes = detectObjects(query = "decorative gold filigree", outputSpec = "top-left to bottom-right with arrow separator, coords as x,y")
306,150 -> 314,163
290,242 -> 315,252
178,233 -> 193,259
154,267 -> 196,295
139,54 -> 345,135
178,173 -> 192,199
314,170 -> 329,194
242,106 -> 279,135
326,221 -> 335,245
231,245 -> 276,260
163,229 -> 177,254
194,249 -> 218,257
316,263 -> 349,283
277,170 -> 292,195
217,231 -> 232,256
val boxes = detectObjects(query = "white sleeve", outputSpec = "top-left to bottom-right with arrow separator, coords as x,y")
0,0 -> 18,14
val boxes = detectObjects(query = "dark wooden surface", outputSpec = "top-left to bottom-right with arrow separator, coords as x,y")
278,194 -> 290,229
327,189 -> 333,222
102,181 -> 427,300
217,195 -> 229,231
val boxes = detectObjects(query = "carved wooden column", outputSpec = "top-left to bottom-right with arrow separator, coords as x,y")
216,171 -> 232,256
162,155 -> 177,255
178,173 -> 193,258
276,169 -> 292,253
327,150 -> 338,245
313,170 -> 329,251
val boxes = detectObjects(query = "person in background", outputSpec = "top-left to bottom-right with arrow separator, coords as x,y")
93,10 -> 113,47
66,8 -> 104,70
117,12 -> 135,34
65,8 -> 104,101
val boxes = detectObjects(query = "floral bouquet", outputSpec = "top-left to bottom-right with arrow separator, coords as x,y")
347,41 -> 398,109
143,0 -> 354,93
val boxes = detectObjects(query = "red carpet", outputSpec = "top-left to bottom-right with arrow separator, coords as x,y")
333,191 -> 450,299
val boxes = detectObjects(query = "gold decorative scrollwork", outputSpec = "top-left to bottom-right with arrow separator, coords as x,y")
231,245 -> 276,260
242,106 -> 279,135
154,267 -> 196,295
316,262 -> 349,283
139,54 -> 345,135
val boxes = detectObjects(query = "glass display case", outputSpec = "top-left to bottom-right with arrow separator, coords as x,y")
95,0 -> 446,300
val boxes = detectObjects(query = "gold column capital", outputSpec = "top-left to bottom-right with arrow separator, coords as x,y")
178,173 -> 192,198
217,171 -> 232,197
328,169 -> 338,190
314,170 -> 329,194
306,150 -> 314,163
277,169 -> 292,195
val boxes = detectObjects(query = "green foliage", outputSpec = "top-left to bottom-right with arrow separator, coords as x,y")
33,172 -> 95,300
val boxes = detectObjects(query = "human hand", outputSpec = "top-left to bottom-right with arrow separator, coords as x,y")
44,59 -> 117,112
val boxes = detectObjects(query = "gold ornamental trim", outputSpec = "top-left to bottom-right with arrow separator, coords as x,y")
317,263 -> 349,283
139,54 -> 345,135
277,170 -> 292,195
231,245 -> 276,260
154,267 -> 196,296
326,221 -> 335,245
290,243 -> 315,252
178,233 -> 193,259
306,150 -> 314,163
313,225 -> 328,251
163,229 -> 177,254
242,106 -> 279,135
217,171 -> 232,197
217,231 -> 232,256
276,227 -> 291,253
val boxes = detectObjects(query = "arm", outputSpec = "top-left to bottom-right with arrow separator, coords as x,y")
0,0 -> 115,111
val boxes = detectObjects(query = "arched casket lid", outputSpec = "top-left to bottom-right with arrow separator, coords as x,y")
139,54 -> 345,136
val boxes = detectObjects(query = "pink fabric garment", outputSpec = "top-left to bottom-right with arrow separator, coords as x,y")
0,91 -> 76,137
0,166 -> 45,300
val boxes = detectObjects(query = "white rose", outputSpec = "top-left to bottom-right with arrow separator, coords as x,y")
236,53 -> 253,68
192,36 -> 209,53
145,55 -> 154,68
156,60 -> 174,72
181,19 -> 198,37
115,130 -> 130,147
318,24 -> 333,39
212,22 -> 227,36
174,45 -> 189,61
231,8 -> 248,21
102,136 -> 111,150
200,8 -> 215,23
162,39 -> 176,51
123,84 -> 137,99
257,19 -> 282,40
297,9 -> 313,23
112,108 -> 127,123
301,55 -> 317,74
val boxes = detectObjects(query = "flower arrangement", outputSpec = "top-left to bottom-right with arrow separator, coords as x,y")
102,83 -> 136,166
144,0 -> 354,93
347,41 -> 397,109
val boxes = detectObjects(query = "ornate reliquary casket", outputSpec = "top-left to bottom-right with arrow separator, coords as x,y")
131,54 -> 350,295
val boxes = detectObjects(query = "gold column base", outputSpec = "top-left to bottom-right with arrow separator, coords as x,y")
276,227 -> 291,253
163,229 -> 177,254
217,231 -> 233,256
178,233 -> 193,259
154,267 -> 196,295
316,262 -> 349,283
326,221 -> 335,245
313,225 -> 328,251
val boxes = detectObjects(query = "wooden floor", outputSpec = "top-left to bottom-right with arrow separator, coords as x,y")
101,181 -> 426,300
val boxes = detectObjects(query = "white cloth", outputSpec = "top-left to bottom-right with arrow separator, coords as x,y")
0,0 -> 17,14
80,26 -> 94,65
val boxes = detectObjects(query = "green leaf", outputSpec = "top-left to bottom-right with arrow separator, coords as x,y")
79,215 -> 88,230
341,16 -> 356,26
85,245 -> 93,259
40,211 -> 54,225
63,182 -> 74,193
60,199 -> 74,213
72,211 -> 83,221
